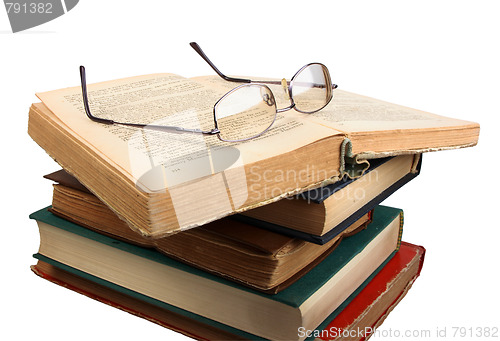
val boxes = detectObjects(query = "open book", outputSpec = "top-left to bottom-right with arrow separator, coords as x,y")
29,72 -> 479,237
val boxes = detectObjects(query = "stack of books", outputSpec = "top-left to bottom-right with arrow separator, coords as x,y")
28,71 -> 479,340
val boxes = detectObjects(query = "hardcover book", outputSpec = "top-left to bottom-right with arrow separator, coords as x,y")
44,168 -> 372,293
238,154 -> 421,244
30,205 -> 404,340
28,73 -> 479,237
31,242 -> 425,341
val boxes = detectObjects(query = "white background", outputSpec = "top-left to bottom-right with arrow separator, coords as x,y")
1,1 -> 499,340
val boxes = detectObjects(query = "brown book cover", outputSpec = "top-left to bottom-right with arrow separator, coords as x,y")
44,169 -> 371,293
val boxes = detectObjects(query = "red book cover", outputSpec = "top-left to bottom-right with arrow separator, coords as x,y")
316,241 -> 425,341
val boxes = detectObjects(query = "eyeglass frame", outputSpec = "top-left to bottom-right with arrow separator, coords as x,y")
79,42 -> 338,142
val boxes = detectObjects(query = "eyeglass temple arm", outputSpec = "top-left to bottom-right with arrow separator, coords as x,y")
189,43 -> 338,89
254,80 -> 338,89
190,42 -> 251,83
80,66 -> 116,125
79,66 -> 219,135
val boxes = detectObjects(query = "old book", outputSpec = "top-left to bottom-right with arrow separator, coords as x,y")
30,242 -> 424,341
44,169 -> 371,293
238,154 -> 420,243
28,73 -> 478,237
30,205 -> 403,341
314,242 -> 425,341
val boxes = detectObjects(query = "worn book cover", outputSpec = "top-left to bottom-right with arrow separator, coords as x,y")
44,168 -> 371,293
30,205 -> 404,340
236,154 -> 421,244
31,242 -> 424,341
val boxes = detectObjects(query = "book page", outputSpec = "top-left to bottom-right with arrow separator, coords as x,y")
195,76 -> 479,161
193,76 -> 476,133
36,74 -> 341,193
308,89 -> 474,132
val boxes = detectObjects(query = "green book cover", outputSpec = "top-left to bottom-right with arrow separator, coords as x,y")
34,249 -> 397,341
30,205 -> 403,309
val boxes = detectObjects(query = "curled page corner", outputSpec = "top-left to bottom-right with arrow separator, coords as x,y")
340,138 -> 370,179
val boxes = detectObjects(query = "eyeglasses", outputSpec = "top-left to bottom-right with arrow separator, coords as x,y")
80,42 -> 338,142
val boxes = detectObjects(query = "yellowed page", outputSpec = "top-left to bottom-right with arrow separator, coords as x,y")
193,76 -> 478,140
308,89 -> 475,132
36,74 -> 341,194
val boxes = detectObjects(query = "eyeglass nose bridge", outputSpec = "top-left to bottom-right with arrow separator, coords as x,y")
281,78 -> 291,100
274,78 -> 295,113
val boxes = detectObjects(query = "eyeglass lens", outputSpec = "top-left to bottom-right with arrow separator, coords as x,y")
291,64 -> 332,113
215,84 -> 277,142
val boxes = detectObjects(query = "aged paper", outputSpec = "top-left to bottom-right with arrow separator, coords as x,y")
37,72 -> 475,194
194,76 -> 473,133
308,89 -> 473,132
37,73 -> 341,193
